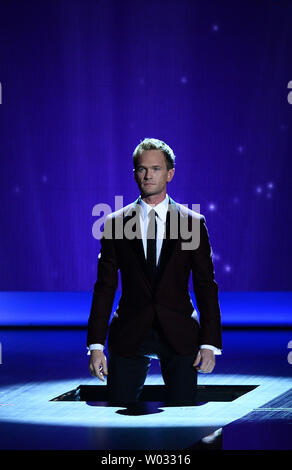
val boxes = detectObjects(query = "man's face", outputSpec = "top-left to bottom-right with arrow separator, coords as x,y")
134,150 -> 175,197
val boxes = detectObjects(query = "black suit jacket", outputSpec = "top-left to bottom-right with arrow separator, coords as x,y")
87,196 -> 222,357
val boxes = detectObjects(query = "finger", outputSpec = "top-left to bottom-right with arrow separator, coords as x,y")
89,357 -> 97,376
96,371 -> 105,381
89,365 -> 98,377
198,366 -> 210,373
90,360 -> 105,380
96,362 -> 106,381
102,358 -> 108,375
193,351 -> 201,367
95,366 -> 105,381
197,357 -> 209,373
200,359 -> 215,373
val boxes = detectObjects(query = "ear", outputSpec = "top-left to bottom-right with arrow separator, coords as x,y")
167,168 -> 175,182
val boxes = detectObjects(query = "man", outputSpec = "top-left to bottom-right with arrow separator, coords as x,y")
87,138 -> 222,405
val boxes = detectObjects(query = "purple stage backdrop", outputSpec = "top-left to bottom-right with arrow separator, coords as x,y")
0,0 -> 292,292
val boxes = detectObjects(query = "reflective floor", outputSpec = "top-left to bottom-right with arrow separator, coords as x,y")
0,328 -> 291,453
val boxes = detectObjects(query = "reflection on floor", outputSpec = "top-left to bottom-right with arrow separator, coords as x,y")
0,328 -> 291,451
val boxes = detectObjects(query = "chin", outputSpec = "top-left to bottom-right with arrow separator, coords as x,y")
142,188 -> 156,196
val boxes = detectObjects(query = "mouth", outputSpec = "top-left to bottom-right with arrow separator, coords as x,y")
143,182 -> 155,185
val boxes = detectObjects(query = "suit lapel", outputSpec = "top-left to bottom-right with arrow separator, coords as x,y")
122,198 -> 146,282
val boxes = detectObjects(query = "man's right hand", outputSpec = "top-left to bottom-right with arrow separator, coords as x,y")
89,350 -> 108,381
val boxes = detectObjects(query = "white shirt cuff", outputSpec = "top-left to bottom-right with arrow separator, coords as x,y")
87,343 -> 104,355
200,344 -> 222,355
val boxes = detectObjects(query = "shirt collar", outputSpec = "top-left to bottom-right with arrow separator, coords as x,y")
138,194 -> 169,222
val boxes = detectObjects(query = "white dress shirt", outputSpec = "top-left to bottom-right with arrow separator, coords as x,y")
89,194 -> 221,355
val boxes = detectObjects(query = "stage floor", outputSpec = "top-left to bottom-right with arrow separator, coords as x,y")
0,328 -> 291,453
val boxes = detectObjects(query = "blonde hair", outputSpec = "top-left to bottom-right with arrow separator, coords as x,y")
132,138 -> 176,170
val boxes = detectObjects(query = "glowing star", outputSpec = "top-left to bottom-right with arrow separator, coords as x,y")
208,203 -> 216,211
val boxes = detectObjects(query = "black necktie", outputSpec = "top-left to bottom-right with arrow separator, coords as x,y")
146,209 -> 157,280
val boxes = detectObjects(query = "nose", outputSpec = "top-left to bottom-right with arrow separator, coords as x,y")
144,169 -> 154,180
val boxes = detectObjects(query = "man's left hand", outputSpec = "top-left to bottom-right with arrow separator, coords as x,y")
193,348 -> 215,373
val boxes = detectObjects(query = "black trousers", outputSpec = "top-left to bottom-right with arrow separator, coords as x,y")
107,324 -> 198,406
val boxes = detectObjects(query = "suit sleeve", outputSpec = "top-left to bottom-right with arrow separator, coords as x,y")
87,215 -> 119,347
191,216 -> 222,350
